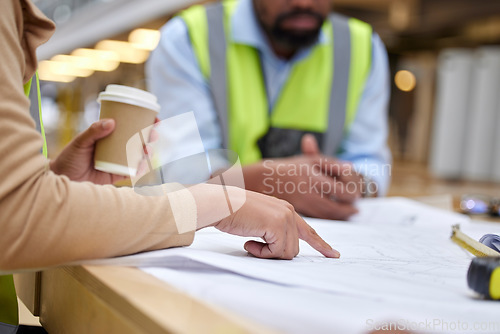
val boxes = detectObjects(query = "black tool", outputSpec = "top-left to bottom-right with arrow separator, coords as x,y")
467,257 -> 500,300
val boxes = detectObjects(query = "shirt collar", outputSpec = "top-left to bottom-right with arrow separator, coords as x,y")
231,0 -> 329,52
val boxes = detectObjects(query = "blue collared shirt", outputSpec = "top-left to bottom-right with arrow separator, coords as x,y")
146,0 -> 392,195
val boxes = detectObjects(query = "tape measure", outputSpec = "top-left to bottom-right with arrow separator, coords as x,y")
467,257 -> 500,300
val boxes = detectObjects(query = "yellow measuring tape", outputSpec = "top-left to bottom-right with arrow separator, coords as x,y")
452,225 -> 500,300
451,224 -> 500,257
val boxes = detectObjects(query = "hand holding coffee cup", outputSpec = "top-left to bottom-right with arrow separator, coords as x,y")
94,85 -> 160,177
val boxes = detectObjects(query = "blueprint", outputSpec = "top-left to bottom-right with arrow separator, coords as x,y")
83,197 -> 500,333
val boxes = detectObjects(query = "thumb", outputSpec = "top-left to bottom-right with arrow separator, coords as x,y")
74,119 -> 115,148
301,134 -> 320,156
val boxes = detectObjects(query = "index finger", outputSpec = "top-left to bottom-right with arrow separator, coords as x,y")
317,157 -> 353,178
295,215 -> 341,258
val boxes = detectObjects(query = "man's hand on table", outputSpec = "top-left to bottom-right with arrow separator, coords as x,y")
243,134 -> 364,220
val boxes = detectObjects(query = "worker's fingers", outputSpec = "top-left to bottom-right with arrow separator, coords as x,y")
244,240 -> 282,259
244,233 -> 287,259
148,126 -> 160,143
244,223 -> 299,260
307,174 -> 359,204
319,197 -> 358,220
308,173 -> 338,197
284,214 -> 300,259
301,134 -> 321,156
329,179 -> 361,203
143,142 -> 156,158
73,119 -> 116,148
216,191 -> 338,260
296,216 -> 340,258
316,157 -> 354,178
296,195 -> 358,221
242,198 -> 299,260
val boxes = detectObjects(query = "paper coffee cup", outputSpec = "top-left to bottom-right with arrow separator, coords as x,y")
94,85 -> 160,177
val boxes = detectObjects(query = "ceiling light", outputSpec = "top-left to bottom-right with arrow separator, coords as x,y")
395,70 -> 417,92
55,53 -> 119,72
38,61 -> 76,83
71,48 -> 120,71
39,60 -> 94,78
95,40 -> 150,64
129,28 -> 161,51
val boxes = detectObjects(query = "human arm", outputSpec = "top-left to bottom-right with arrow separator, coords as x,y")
0,0 -> 337,271
47,102 -> 339,260
192,184 -> 339,259
242,135 -> 360,221
0,0 -> 193,271
242,156 -> 359,221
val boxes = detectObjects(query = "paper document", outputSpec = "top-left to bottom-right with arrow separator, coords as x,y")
350,197 -> 470,227
82,198 -> 500,334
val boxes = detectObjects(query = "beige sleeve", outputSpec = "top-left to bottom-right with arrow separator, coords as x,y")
0,0 -> 195,271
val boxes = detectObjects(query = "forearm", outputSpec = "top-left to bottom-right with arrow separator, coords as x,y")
242,162 -> 268,194
0,170 -> 195,271
186,183 -> 245,230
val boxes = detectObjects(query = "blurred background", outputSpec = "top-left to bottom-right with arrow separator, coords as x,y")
32,0 -> 500,205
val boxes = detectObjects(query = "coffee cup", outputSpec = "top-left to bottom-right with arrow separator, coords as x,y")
94,85 -> 160,177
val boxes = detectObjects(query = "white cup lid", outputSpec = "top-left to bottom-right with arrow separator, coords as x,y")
98,84 -> 160,113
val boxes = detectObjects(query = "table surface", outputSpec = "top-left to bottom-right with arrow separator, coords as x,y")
38,265 -> 276,334
15,162 -> 500,333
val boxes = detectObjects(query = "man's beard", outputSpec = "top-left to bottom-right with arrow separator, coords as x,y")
270,10 -> 325,50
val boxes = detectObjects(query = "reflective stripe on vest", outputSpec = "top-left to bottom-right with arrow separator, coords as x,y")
181,0 -> 372,165
27,72 -> 48,157
0,73 -> 46,331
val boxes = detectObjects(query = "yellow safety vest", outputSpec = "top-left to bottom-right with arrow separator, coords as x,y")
180,0 -> 372,164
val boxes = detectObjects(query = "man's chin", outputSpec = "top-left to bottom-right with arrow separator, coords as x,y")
273,30 -> 321,49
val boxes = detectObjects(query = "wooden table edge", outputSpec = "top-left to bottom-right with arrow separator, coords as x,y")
39,265 -> 278,334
